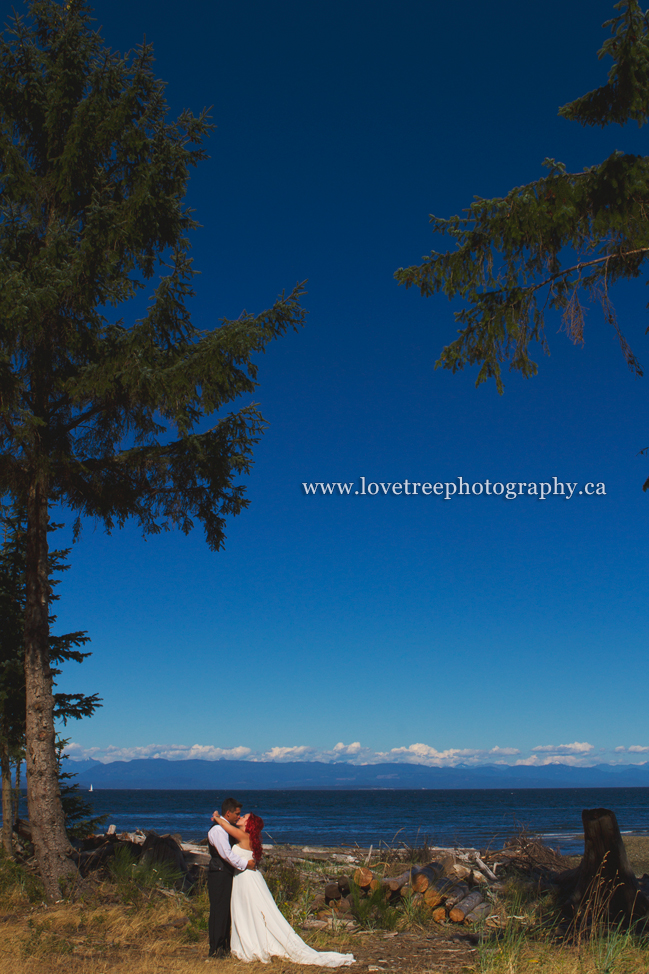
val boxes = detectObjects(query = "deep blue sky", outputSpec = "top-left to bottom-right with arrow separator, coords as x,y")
10,0 -> 649,767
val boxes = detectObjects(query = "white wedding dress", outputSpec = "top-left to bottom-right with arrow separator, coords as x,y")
230,845 -> 355,966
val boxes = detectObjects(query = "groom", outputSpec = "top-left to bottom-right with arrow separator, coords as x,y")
207,797 -> 256,959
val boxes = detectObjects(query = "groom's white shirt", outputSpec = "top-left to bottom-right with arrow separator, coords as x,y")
207,823 -> 250,871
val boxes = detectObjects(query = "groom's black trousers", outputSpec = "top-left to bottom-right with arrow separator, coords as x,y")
208,869 -> 233,955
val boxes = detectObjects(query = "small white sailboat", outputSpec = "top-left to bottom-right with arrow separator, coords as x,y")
89,784 -> 93,792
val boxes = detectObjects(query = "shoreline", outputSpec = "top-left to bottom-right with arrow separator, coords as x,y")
4,830 -> 649,973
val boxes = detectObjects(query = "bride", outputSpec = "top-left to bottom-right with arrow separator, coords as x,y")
213,811 -> 355,967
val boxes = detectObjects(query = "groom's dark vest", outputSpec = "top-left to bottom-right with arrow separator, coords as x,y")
208,829 -> 237,875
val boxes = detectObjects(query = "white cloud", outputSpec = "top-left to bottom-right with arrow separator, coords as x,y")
333,741 -> 363,755
259,746 -> 317,762
64,738 -> 631,769
532,742 -> 594,755
372,744 -> 520,767
65,742 -> 252,764
375,744 -> 484,767
515,753 -> 593,767
64,742 -> 102,760
162,745 -> 252,762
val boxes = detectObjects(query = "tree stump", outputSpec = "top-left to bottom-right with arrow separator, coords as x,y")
337,875 -> 351,897
324,882 -> 342,902
565,808 -> 649,926
141,833 -> 191,889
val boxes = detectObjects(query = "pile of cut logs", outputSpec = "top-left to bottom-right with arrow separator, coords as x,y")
310,859 -> 494,925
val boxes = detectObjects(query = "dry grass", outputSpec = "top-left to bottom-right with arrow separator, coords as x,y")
476,938 -> 649,974
4,838 -> 649,973
0,895 -> 357,974
0,951 -> 314,974
0,866 -> 357,974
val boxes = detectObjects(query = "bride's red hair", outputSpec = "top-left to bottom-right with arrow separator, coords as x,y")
245,813 -> 264,862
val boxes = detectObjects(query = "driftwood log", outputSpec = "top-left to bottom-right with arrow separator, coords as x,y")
465,901 -> 492,923
411,863 -> 443,893
449,890 -> 484,923
141,833 -> 193,891
76,839 -> 142,877
142,834 -> 189,873
561,808 -> 649,925
444,881 -> 471,910
353,867 -> 373,889
423,887 -> 444,909
423,877 -> 456,910
313,858 -> 492,926
381,869 -> 414,893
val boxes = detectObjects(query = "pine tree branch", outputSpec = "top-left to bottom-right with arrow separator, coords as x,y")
527,246 -> 649,294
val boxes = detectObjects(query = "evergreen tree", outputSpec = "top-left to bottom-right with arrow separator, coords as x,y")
0,0 -> 306,897
395,1 -> 649,487
0,505 -> 102,855
0,506 -> 24,856
55,738 -> 106,839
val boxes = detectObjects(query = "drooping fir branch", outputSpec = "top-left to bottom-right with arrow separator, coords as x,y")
559,0 -> 649,127
396,151 -> 649,391
395,1 -> 649,495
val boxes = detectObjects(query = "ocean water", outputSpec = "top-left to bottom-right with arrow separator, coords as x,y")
73,787 -> 649,855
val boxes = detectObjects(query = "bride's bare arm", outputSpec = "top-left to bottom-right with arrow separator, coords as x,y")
211,814 -> 247,841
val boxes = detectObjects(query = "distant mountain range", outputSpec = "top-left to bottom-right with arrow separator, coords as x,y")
70,758 -> 649,790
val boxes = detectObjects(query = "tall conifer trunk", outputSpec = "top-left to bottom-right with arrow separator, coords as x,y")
13,757 -> 21,826
24,477 -> 75,897
0,738 -> 13,857
0,0 -> 305,898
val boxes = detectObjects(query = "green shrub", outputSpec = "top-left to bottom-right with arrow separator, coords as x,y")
107,846 -> 182,904
348,879 -> 399,931
264,860 -> 302,905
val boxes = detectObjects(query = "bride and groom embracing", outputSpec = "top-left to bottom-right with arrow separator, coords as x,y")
207,797 -> 355,966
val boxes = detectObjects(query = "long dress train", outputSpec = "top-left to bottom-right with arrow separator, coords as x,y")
230,845 -> 355,966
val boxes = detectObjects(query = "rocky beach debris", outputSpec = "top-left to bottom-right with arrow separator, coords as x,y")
67,827 -> 502,927
19,806 -> 649,932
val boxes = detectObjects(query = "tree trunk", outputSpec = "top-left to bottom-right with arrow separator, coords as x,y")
1,739 -> 13,857
24,477 -> 76,899
568,808 -> 649,925
13,755 -> 21,825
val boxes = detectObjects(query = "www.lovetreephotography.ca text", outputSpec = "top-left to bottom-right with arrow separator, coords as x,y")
302,477 -> 607,500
